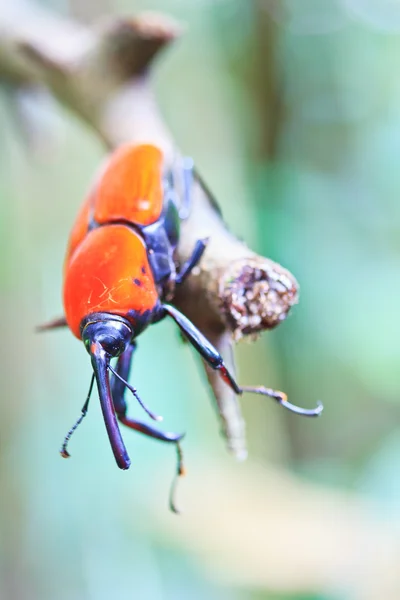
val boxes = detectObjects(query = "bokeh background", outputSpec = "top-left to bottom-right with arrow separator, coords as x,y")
1,1 -> 400,599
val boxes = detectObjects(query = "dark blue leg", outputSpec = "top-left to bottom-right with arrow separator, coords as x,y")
111,343 -> 184,443
111,342 -> 186,512
175,237 -> 209,285
110,342 -> 136,409
36,315 -> 67,331
161,304 -> 323,418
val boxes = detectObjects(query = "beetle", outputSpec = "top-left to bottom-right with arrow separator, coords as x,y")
40,143 -> 322,510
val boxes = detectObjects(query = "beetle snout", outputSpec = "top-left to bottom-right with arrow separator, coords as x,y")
81,315 -> 132,358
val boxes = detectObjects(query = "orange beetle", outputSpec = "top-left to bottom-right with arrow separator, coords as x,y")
42,143 -> 322,511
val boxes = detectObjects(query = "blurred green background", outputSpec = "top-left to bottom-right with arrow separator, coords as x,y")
1,1 -> 400,599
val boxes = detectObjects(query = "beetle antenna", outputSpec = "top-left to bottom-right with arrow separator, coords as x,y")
169,441 -> 185,514
108,364 -> 163,422
60,373 -> 95,458
240,385 -> 323,417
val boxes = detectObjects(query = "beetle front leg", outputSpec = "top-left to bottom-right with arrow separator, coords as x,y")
175,237 -> 209,285
111,343 -> 184,443
110,342 -> 136,407
161,304 -> 323,417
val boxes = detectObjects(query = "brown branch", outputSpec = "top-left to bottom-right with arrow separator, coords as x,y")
0,1 -> 299,458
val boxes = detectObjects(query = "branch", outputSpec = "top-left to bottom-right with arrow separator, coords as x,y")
0,1 -> 299,458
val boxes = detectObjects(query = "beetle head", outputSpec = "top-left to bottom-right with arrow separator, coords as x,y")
81,313 -> 133,358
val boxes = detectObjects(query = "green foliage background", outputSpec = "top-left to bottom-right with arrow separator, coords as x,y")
1,1 -> 400,599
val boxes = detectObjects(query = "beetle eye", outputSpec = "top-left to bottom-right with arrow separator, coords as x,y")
82,318 -> 132,358
99,334 -> 125,357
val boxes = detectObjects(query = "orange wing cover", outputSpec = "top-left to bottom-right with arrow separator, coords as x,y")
64,144 -> 164,266
94,144 -> 164,227
63,225 -> 158,339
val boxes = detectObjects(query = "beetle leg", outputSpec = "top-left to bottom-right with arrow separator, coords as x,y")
161,303 -> 323,418
110,342 -> 136,409
111,343 -> 184,444
111,342 -> 185,513
36,315 -> 67,331
109,342 -> 161,421
175,237 -> 209,285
